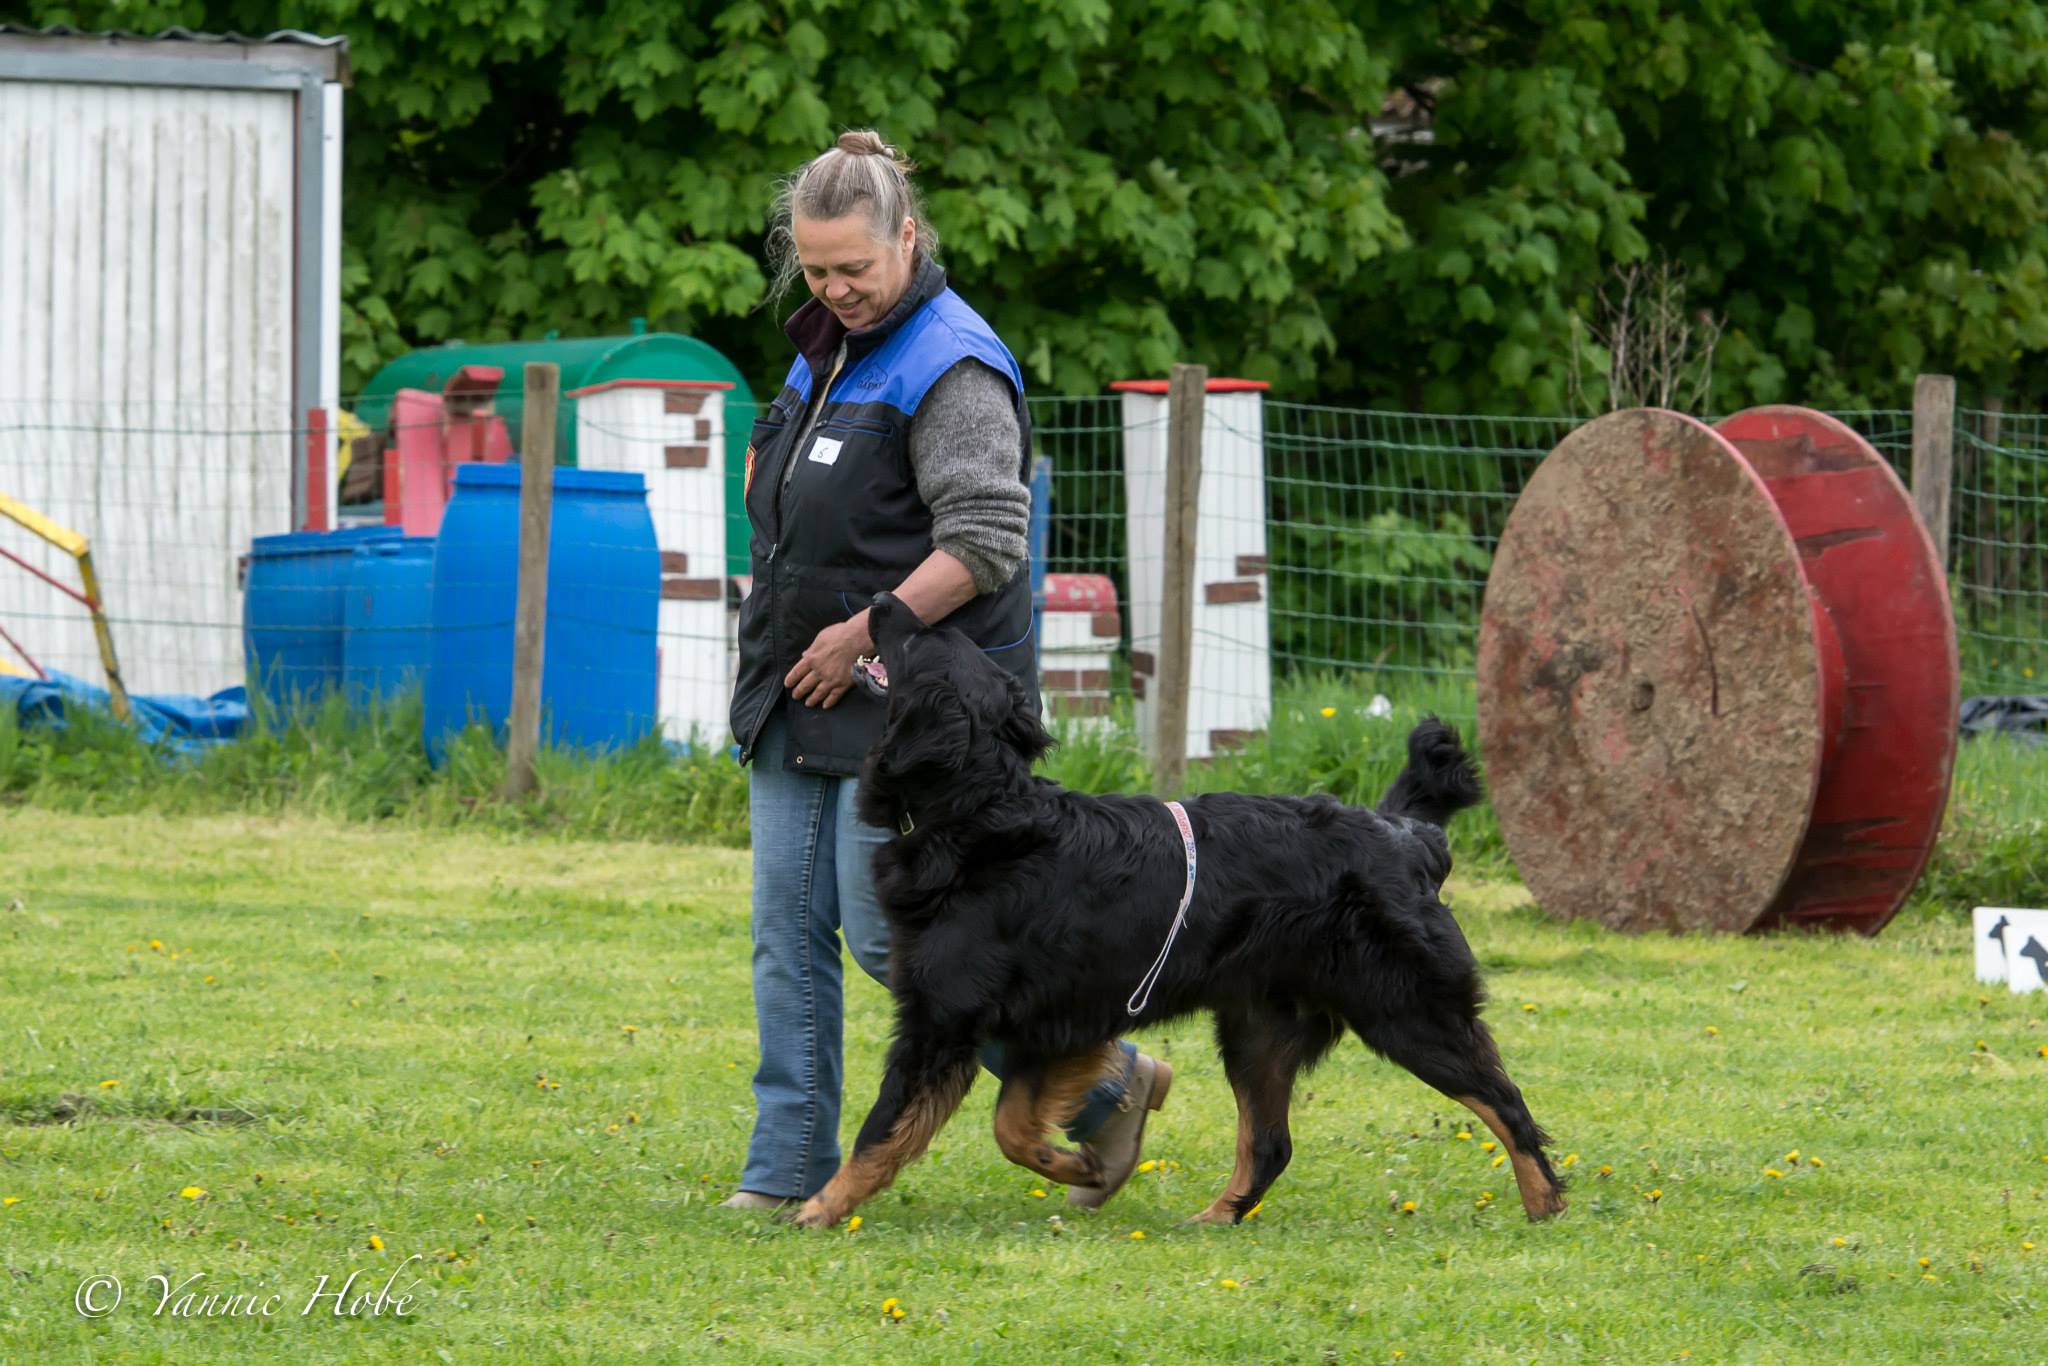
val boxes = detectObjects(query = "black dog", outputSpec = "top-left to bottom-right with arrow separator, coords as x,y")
791,593 -> 1565,1229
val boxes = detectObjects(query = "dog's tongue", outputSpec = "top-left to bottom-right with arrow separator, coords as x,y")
853,656 -> 889,698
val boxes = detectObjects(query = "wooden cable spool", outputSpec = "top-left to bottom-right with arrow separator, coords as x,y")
1476,407 -> 1959,935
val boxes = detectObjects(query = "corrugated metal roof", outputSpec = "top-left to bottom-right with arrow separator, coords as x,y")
0,24 -> 349,83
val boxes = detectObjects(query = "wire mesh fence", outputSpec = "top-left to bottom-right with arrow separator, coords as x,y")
0,388 -> 2039,748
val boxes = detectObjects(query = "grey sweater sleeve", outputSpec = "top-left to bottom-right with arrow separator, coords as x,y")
908,358 -> 1031,593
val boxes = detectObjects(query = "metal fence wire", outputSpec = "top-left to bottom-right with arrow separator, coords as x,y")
0,392 -> 2038,724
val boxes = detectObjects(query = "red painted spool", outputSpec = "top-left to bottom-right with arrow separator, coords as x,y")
1476,407 -> 1958,935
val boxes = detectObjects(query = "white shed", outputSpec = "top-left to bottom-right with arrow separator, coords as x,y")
0,26 -> 346,695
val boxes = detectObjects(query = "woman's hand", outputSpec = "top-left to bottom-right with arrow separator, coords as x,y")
786,610 -> 873,709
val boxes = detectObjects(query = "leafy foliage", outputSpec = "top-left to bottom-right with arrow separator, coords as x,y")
16,2 -> 2048,409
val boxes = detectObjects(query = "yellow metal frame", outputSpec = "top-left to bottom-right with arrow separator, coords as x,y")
0,491 -> 130,720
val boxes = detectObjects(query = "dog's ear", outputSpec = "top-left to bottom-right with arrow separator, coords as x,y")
997,670 -> 1054,762
868,592 -> 926,650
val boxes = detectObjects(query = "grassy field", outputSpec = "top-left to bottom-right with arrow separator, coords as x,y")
1,809 -> 2044,1364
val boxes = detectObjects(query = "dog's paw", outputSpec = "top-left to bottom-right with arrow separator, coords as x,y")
788,1199 -> 839,1230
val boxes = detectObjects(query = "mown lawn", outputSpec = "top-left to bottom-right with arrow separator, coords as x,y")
0,808 -> 2043,1364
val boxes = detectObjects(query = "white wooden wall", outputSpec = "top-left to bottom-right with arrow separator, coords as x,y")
1123,388 -> 1273,760
0,80 -> 297,695
572,382 -> 730,748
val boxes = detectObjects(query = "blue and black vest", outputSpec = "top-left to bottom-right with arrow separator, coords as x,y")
730,258 -> 1039,776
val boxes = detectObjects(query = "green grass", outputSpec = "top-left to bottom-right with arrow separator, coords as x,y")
2,809 -> 2045,1363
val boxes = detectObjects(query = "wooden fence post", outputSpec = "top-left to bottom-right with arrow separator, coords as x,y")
505,363 -> 557,801
1911,373 -> 1955,572
1154,363 -> 1205,798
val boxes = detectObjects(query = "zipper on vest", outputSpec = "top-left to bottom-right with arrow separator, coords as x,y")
743,349 -> 846,765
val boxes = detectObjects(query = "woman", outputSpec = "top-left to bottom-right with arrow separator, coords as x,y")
723,130 -> 1166,1211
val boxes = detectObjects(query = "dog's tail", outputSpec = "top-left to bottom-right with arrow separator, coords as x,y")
1375,716 -> 1483,829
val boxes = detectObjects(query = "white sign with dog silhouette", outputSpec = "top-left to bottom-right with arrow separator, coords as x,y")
1976,906 -> 2048,991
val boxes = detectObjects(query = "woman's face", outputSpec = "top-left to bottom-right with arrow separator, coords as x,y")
793,211 -> 916,332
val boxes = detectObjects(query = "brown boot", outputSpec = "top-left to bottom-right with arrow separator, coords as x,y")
1067,1053 -> 1172,1210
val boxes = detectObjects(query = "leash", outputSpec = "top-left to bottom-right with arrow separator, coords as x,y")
1126,800 -> 1198,1017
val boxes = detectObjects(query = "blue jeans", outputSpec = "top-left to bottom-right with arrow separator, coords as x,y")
739,709 -> 1135,1199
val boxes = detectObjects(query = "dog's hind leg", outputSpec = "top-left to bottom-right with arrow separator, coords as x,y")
1190,1003 -> 1343,1224
991,1044 -> 1122,1188
792,1032 -> 979,1229
1351,1010 -> 1566,1221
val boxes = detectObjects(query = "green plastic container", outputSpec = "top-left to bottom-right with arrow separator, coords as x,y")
354,322 -> 757,574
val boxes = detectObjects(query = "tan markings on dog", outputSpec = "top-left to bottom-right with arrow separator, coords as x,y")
1188,1083 -> 1256,1223
991,1048 -> 1119,1186
1459,1096 -> 1566,1221
793,1065 -> 975,1228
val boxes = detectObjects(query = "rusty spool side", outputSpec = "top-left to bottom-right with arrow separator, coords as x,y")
1476,406 -> 1957,935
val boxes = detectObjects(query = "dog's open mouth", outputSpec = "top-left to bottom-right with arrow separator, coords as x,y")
853,655 -> 889,698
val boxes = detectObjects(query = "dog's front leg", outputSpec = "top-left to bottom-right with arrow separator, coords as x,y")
792,1034 -> 978,1229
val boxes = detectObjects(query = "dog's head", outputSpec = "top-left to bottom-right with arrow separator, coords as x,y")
857,592 -> 1052,810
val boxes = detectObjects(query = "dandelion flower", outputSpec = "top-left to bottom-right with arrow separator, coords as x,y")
179,1186 -> 206,1200
1,1197 -> 17,1206
1130,1229 -> 1146,1240
1599,1165 -> 1614,1177
1522,1003 -> 1537,1013
881,1297 -> 899,1314
1029,1188 -> 1047,1199
1645,1189 -> 1663,1202
1765,1169 -> 1785,1179
1137,1160 -> 1157,1173
475,1213 -> 486,1225
1562,1153 -> 1579,1167
99,1080 -> 119,1089
368,1235 -> 384,1251
620,1024 -> 639,1035
1704,1026 -> 1720,1036
1400,1201 -> 1417,1214
1455,1130 -> 1472,1141
1809,1157 -> 1825,1169
1220,1278 -> 1240,1288
1784,1150 -> 1800,1164
149,939 -> 163,951
1492,1155 -> 1505,1168
2023,1242 -> 2035,1251
848,1216 -> 862,1233
1923,1273 -> 1938,1283
1918,1256 -> 1931,1268
1320,707 -> 1336,718
890,1307 -> 906,1321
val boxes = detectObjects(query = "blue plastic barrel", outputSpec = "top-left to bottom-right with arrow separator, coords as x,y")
423,464 -> 660,763
342,537 -> 436,707
245,526 -> 401,711
1028,456 -> 1051,660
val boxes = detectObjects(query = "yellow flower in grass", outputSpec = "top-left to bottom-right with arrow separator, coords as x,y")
1029,1188 -> 1047,1199
2,1197 -> 18,1206
1521,1003 -> 1538,1013
1320,707 -> 1336,718
2023,1242 -> 2036,1252
368,1235 -> 384,1251
1765,1169 -> 1786,1179
1492,1155 -> 1506,1169
179,1186 -> 206,1200
1220,1277 -> 1240,1289
1137,1160 -> 1157,1173
1809,1157 -> 1825,1169
1481,1140 -> 1497,1152
1918,1256 -> 1931,1268
1400,1201 -> 1417,1214
847,1216 -> 862,1233
1704,1026 -> 1720,1036
890,1307 -> 906,1321
99,1080 -> 119,1089
1598,1165 -> 1614,1177
1645,1189 -> 1663,1203
1129,1229 -> 1145,1240
1561,1153 -> 1579,1167
1784,1150 -> 1800,1164
1455,1130 -> 1472,1141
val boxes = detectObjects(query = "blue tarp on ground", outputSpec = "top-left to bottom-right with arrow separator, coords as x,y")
0,669 -> 248,757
